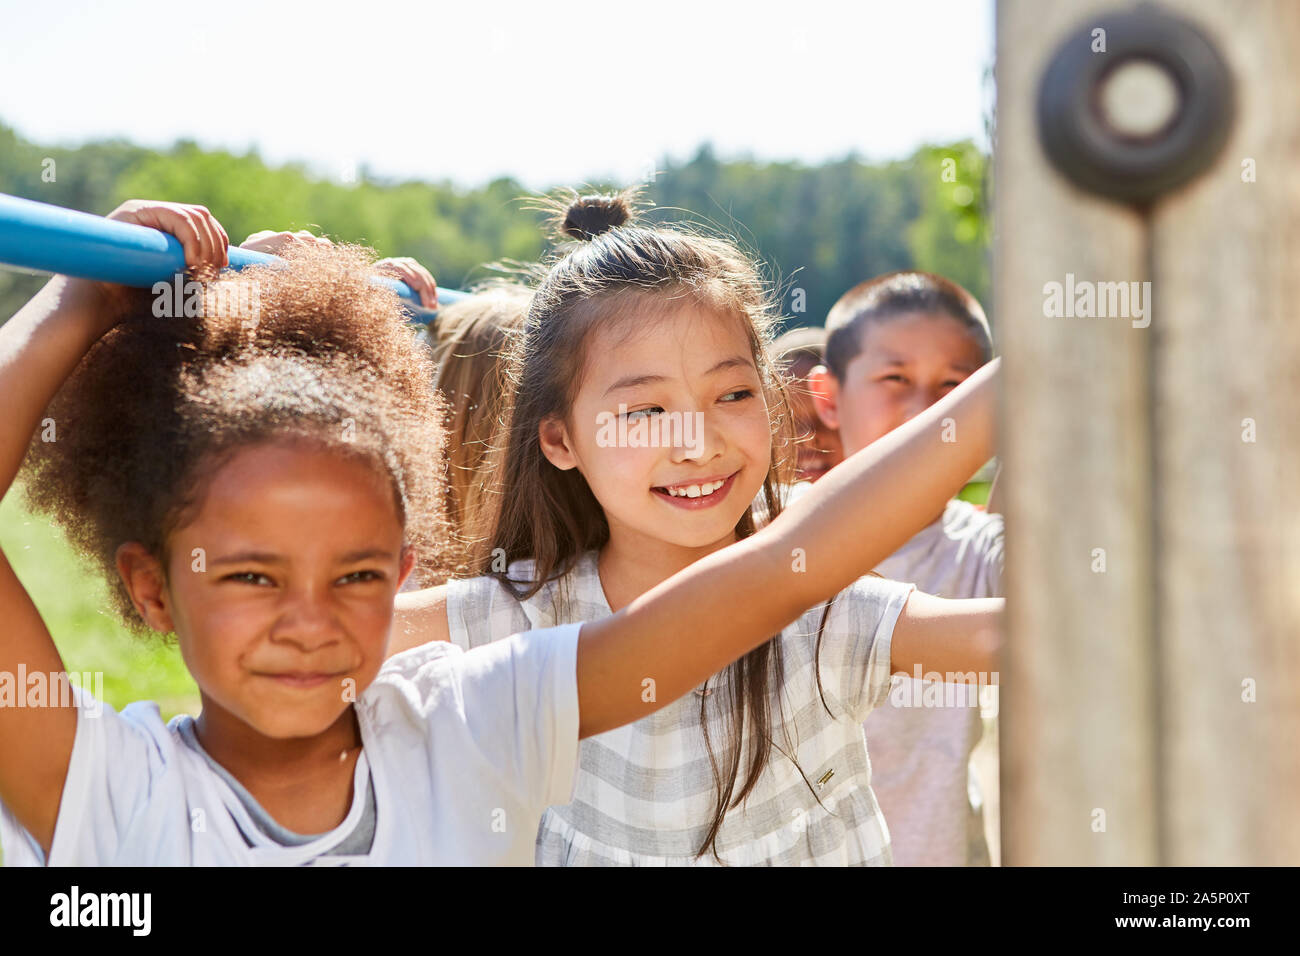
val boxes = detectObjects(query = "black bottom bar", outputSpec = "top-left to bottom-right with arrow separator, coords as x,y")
0,865 -> 1280,943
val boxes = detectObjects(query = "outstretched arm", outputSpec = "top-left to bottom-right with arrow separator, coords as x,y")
391,584 -> 452,652
892,592 -> 1002,679
575,359 -> 1000,737
0,202 -> 228,854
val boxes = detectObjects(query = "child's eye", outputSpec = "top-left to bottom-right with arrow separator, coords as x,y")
623,406 -> 663,422
337,570 -> 384,585
719,389 -> 753,403
881,374 -> 908,385
224,571 -> 273,586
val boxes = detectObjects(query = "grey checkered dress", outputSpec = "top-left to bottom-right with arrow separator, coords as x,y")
446,551 -> 914,866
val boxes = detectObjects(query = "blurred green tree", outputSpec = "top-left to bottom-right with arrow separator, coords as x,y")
0,122 -> 989,327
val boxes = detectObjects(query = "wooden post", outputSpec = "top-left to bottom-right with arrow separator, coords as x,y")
997,0 -> 1300,865
1147,0 -> 1300,866
997,0 -> 1158,866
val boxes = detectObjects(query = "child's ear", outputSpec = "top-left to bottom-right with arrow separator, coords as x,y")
395,546 -> 417,590
538,416 -> 578,471
807,365 -> 841,430
115,542 -> 176,634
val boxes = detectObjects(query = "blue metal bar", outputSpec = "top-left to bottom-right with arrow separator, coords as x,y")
0,193 -> 465,323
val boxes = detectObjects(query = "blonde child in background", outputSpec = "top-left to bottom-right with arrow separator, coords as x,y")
425,286 -> 532,570
809,270 -> 1003,867
768,326 -> 844,485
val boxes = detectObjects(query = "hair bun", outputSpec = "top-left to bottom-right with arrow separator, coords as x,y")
562,192 -> 632,241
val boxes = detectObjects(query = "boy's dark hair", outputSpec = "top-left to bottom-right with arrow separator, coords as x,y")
20,245 -> 450,633
823,271 -> 993,381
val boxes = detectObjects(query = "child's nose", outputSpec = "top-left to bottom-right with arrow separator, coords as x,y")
901,389 -> 937,424
669,408 -> 721,463
271,592 -> 342,649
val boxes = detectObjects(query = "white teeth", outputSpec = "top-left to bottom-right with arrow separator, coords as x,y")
664,479 -> 726,498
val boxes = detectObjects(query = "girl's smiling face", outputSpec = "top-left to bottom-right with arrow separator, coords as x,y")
538,299 -> 774,552
118,439 -> 415,740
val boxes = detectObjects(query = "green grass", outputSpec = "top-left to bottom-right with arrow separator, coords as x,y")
1,486 -> 200,864
0,485 -> 201,721
957,480 -> 991,506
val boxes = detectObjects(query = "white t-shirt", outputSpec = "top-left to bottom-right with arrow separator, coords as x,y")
866,498 -> 1004,867
0,626 -> 581,866
779,486 -> 1004,866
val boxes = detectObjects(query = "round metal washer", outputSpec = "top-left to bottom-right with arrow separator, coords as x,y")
1037,6 -> 1235,203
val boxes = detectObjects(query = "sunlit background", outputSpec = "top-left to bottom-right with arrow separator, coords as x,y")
1,0 -> 993,186
0,0 -> 1000,861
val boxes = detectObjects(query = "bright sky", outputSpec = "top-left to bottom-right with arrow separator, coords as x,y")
0,0 -> 994,190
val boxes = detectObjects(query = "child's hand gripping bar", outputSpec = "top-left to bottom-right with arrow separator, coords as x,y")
0,193 -> 464,325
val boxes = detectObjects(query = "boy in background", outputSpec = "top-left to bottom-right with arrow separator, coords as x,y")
809,271 -> 1002,866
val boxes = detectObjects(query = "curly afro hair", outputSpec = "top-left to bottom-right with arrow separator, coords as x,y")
20,244 -> 450,634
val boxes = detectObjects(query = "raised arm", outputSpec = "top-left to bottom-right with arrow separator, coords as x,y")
0,201 -> 228,854
576,359 -> 1000,737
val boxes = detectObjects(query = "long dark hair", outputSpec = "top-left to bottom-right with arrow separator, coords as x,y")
471,189 -> 805,859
